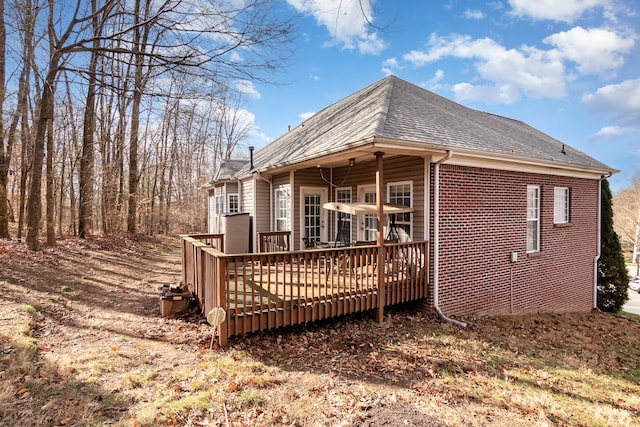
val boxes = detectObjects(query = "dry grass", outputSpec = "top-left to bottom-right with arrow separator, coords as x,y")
1,236 -> 639,426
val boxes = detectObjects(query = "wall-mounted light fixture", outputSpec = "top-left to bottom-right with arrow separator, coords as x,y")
348,158 -> 356,167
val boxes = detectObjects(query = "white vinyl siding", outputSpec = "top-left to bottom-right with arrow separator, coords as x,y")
527,185 -> 540,253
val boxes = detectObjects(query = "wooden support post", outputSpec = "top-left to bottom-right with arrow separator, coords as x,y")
217,256 -> 228,347
375,152 -> 385,323
181,237 -> 188,285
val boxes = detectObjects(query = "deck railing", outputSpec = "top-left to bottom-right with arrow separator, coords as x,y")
181,234 -> 224,307
258,231 -> 291,252
181,234 -> 428,346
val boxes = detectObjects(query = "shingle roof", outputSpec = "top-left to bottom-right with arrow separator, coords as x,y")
224,75 -> 612,179
213,159 -> 250,181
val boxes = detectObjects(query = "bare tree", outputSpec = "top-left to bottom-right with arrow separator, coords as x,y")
78,0 -> 106,238
126,0 -> 153,234
0,0 -> 7,238
613,174 -> 640,263
26,0 -> 109,249
10,0 -> 294,246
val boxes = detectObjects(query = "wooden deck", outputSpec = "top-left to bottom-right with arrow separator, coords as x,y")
181,234 -> 429,346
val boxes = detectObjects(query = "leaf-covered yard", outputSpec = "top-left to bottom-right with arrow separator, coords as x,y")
1,236 -> 639,426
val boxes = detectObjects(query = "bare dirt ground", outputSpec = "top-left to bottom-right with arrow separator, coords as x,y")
1,235 -> 639,426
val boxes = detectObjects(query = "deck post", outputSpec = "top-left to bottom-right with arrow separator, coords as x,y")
216,256 -> 228,347
375,152 -> 385,323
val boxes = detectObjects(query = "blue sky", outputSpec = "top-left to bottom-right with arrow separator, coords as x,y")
239,0 -> 639,192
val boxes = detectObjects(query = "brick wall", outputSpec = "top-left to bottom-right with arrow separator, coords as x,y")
434,164 -> 598,316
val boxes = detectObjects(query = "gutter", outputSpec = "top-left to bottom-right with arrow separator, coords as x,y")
593,173 -> 612,310
433,150 -> 467,328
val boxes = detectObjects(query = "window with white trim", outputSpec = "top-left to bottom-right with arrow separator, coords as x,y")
526,185 -> 540,252
553,187 -> 569,224
227,193 -> 239,213
214,194 -> 224,215
335,187 -> 352,244
358,186 -> 377,242
275,187 -> 290,231
387,181 -> 413,242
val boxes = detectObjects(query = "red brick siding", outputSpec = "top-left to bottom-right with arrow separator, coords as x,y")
434,164 -> 598,316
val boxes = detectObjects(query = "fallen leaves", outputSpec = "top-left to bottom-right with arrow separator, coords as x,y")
2,236 -> 640,427
56,416 -> 74,426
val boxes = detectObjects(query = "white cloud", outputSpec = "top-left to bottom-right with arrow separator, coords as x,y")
463,9 -> 485,20
299,111 -> 315,121
251,130 -> 274,145
403,33 -> 566,103
381,57 -> 401,75
508,0 -> 611,23
453,82 -> 521,104
420,69 -> 446,91
583,78 -> 640,138
582,77 -> 640,113
236,108 -> 257,130
229,51 -> 243,63
287,0 -> 387,55
358,32 -> 387,55
591,125 -> 637,140
544,27 -> 634,75
235,80 -> 261,99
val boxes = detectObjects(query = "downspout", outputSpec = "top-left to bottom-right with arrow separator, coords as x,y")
593,173 -> 611,310
433,150 -> 467,328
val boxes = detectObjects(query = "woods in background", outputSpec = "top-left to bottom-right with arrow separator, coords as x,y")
613,173 -> 640,264
0,0 -> 294,249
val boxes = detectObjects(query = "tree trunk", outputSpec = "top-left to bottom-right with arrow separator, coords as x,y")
0,0 -> 7,238
127,86 -> 141,234
127,0 -> 151,234
26,68 -> 56,250
45,111 -> 55,246
14,0 -> 35,240
78,0 -> 102,238
57,137 -> 66,237
17,117 -> 30,240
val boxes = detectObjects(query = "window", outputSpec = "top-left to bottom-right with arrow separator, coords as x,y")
214,194 -> 224,215
304,194 -> 321,242
526,185 -> 540,252
336,187 -> 352,244
300,187 -> 328,246
553,187 -> 569,224
227,193 -> 239,213
275,187 -> 290,231
359,186 -> 377,242
388,181 -> 413,242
